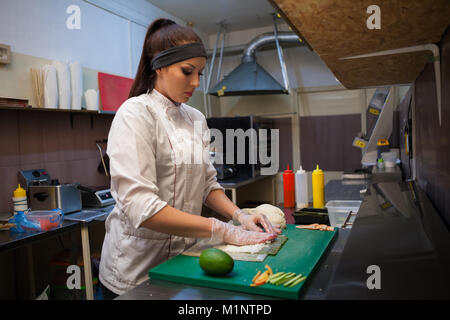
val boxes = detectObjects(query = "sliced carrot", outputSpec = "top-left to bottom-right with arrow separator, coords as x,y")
254,271 -> 269,284
255,270 -> 268,281
254,276 -> 269,286
265,264 -> 273,275
252,270 -> 261,283
250,266 -> 273,287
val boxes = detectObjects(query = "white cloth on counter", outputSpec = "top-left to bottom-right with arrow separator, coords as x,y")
42,64 -> 58,109
52,60 -> 71,109
99,88 -> 224,295
70,61 -> 83,110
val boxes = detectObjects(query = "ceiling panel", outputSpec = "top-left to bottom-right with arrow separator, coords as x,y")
145,0 -> 277,34
269,0 -> 450,88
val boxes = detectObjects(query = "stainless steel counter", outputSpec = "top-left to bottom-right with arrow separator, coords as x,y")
326,180 -> 450,299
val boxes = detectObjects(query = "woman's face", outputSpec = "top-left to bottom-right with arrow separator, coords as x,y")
155,56 -> 206,104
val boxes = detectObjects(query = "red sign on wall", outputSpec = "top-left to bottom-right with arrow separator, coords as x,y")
98,72 -> 134,112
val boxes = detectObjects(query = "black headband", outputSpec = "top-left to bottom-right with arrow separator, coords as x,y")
151,42 -> 207,70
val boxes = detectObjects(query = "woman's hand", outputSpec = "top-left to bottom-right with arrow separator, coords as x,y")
209,218 -> 277,246
233,209 -> 282,234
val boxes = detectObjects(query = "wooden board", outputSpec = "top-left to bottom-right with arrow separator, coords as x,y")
148,225 -> 337,299
269,0 -> 450,88
98,72 -> 134,112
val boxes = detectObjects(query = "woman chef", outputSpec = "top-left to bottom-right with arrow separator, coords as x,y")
99,18 -> 281,299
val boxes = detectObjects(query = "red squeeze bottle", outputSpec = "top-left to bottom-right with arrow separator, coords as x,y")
283,164 -> 295,208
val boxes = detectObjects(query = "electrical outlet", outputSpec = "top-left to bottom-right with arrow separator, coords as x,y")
0,44 -> 11,64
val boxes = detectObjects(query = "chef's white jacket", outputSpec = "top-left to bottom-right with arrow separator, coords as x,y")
99,89 -> 224,295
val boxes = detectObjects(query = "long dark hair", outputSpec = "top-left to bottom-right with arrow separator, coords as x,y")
129,18 -> 204,98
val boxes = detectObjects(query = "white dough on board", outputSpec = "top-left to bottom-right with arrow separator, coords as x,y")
242,204 -> 287,229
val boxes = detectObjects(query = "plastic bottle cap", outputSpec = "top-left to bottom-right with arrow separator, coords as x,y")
14,184 -> 26,198
284,164 -> 293,173
296,165 -> 305,174
313,164 -> 323,173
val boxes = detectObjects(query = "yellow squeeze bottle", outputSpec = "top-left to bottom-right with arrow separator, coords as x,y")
13,184 -> 28,215
312,165 -> 325,208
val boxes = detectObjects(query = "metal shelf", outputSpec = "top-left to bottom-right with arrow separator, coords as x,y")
0,105 -> 116,128
0,105 -> 116,115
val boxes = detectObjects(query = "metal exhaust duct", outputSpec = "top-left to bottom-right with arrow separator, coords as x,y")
208,32 -> 304,97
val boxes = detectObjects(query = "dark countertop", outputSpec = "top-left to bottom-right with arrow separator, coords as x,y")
0,220 -> 80,252
324,179 -> 368,202
326,180 -> 450,299
118,172 -> 450,300
218,174 -> 274,189
117,229 -> 352,300
0,206 -> 113,253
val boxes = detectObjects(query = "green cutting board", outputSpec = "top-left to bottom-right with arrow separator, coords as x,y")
148,225 -> 337,299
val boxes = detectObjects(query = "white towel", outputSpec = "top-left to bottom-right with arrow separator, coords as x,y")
52,60 -> 71,110
84,89 -> 99,111
42,65 -> 58,109
70,62 -> 83,110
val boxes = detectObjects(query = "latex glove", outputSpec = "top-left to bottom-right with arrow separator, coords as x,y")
209,218 -> 277,246
232,209 -> 281,234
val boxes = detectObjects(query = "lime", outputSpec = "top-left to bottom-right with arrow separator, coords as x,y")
199,248 -> 234,276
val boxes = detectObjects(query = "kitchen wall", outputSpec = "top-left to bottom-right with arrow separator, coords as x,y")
203,23 -> 411,203
0,0 -> 208,79
1,0 -> 131,77
397,88 -> 413,180
0,108 -> 113,299
210,81 -> 409,203
0,110 -> 113,213
0,0 -> 208,210
0,0 -> 414,207
413,27 -> 450,227
0,0 -> 210,107
0,0 -> 200,299
205,25 -> 349,202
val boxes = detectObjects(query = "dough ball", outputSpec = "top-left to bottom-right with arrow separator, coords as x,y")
242,204 -> 286,229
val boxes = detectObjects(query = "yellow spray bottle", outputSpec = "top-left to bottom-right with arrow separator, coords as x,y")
312,165 -> 325,208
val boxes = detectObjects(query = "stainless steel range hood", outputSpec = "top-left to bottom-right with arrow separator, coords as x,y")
208,32 -> 304,97
208,56 -> 288,96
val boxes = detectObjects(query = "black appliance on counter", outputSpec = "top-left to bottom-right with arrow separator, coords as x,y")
208,152 -> 238,180
78,185 -> 115,208
206,115 -> 274,180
